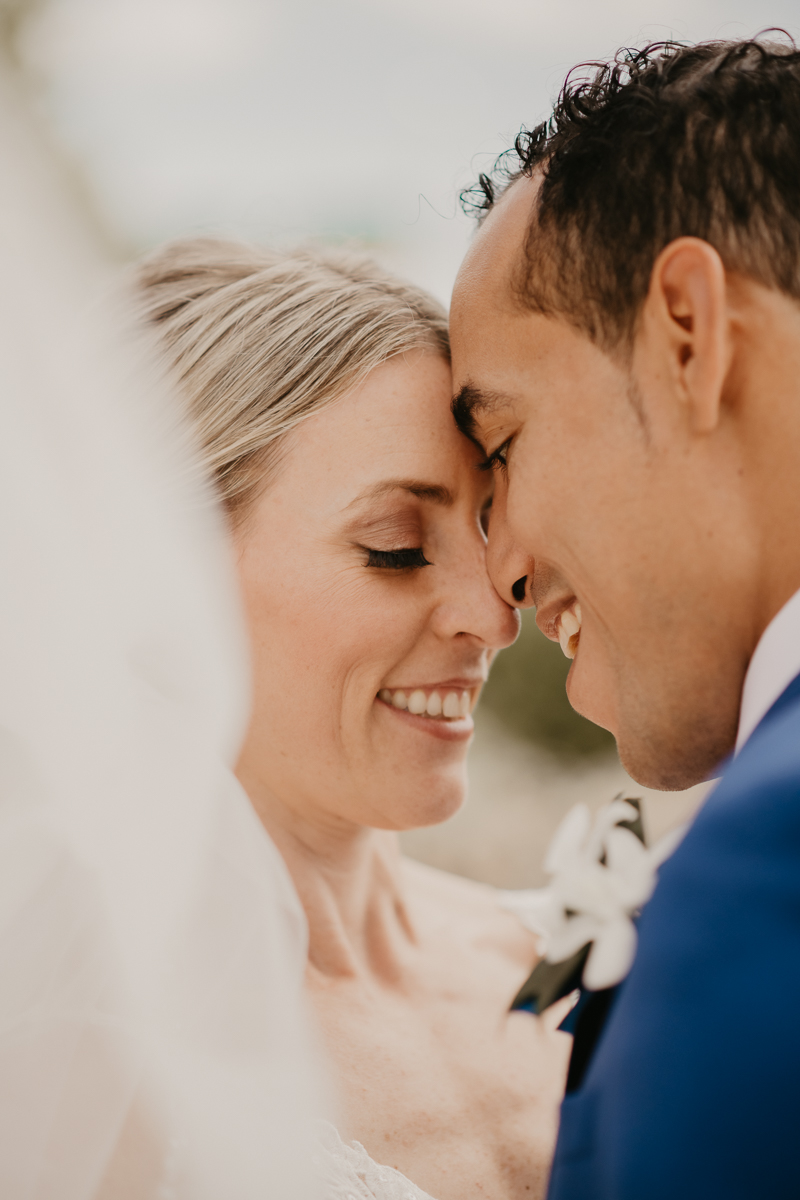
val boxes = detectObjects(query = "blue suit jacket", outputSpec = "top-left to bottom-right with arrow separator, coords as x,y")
547,672 -> 800,1199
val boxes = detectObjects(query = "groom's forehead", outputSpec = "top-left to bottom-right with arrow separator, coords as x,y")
453,174 -> 542,322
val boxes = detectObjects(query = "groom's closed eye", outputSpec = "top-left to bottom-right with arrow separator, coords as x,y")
479,438 -> 512,473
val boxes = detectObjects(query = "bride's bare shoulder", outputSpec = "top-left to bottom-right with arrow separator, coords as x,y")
400,855 -> 538,967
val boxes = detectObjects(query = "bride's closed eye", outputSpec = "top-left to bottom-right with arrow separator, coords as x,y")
364,547 -> 432,570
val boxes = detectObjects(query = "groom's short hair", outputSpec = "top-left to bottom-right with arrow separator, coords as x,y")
466,36 -> 800,351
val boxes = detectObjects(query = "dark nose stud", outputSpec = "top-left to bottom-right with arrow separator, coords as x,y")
512,576 -> 527,603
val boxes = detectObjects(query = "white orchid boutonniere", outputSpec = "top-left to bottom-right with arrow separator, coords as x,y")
502,797 -> 686,1009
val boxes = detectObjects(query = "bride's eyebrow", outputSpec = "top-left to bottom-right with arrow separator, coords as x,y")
343,479 -> 454,512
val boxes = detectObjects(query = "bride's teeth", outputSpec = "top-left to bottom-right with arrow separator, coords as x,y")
381,687 -> 472,718
574,602 -> 582,625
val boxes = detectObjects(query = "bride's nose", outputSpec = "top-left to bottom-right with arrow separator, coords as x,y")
430,546 -> 520,649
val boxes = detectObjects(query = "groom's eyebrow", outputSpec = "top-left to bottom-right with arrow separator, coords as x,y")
451,384 -> 511,451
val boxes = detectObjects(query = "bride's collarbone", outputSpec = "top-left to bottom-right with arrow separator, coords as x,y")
307,879 -> 539,1018
309,893 -> 554,1088
308,872 -> 567,1200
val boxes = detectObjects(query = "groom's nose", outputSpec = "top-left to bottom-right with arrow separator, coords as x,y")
486,489 -> 536,609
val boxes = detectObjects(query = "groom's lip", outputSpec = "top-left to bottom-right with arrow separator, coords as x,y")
536,595 -> 579,643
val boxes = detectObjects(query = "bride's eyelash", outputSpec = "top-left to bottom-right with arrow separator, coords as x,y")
364,547 -> 432,570
479,438 -> 511,473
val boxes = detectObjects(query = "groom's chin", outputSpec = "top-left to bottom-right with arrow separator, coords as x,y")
615,718 -> 737,791
569,644 -> 742,791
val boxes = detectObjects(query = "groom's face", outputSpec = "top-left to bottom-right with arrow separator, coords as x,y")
450,176 -> 753,789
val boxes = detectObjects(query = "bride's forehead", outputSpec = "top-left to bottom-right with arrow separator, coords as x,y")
262,354 -> 484,512
275,406 -> 479,521
295,357 -> 459,455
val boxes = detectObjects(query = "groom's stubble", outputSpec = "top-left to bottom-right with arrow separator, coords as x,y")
525,559 -> 743,790
450,174 -> 800,790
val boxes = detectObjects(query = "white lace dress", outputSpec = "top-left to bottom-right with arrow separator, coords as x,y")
315,1121 -> 436,1199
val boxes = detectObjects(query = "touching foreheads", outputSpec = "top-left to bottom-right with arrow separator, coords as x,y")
463,35 -> 800,353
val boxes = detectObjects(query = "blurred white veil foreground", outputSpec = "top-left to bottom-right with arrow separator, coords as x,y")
0,56 -> 325,1200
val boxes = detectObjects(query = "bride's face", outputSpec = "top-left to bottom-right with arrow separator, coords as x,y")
234,350 -> 519,832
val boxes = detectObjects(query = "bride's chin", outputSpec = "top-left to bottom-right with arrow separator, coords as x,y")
363,744 -> 468,829
386,778 -> 466,830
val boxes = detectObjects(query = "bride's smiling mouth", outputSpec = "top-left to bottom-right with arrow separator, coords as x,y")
375,681 -> 482,740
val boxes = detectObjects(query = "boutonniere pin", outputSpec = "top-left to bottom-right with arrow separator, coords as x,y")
502,797 -> 685,1010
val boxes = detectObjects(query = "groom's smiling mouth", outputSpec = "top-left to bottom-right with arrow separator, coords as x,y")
376,682 -> 480,720
531,565 -> 583,659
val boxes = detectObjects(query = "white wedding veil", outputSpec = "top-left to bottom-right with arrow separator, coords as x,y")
0,58 -> 325,1200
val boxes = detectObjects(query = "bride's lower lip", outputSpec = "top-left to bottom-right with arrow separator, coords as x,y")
375,696 -> 474,742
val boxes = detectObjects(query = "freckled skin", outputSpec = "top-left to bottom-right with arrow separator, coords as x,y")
450,174 -> 800,790
233,351 -> 571,1200
313,858 -> 571,1200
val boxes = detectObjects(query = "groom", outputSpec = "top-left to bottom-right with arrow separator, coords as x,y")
450,38 -> 800,1199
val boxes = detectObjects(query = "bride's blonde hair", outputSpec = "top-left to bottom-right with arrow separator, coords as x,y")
136,237 -> 449,520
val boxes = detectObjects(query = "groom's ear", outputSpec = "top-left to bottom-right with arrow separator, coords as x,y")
638,237 -> 733,434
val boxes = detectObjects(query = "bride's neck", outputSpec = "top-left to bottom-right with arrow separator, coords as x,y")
240,772 -> 416,980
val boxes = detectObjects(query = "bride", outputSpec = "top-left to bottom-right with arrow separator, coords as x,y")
136,238 -> 573,1200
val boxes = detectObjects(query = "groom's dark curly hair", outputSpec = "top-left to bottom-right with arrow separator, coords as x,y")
463,34 -> 800,351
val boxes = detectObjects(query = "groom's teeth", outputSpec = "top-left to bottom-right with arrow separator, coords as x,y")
379,689 -> 392,703
426,691 -> 442,716
408,689 -> 427,715
392,690 -> 408,710
442,691 -> 461,718
558,606 -> 582,660
561,609 -> 580,639
459,690 -> 471,717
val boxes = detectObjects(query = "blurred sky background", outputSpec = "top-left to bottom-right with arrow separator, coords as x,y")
17,0 -> 800,305
8,0 -> 796,882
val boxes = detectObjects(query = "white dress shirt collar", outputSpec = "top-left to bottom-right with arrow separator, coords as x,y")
736,586 -> 800,753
